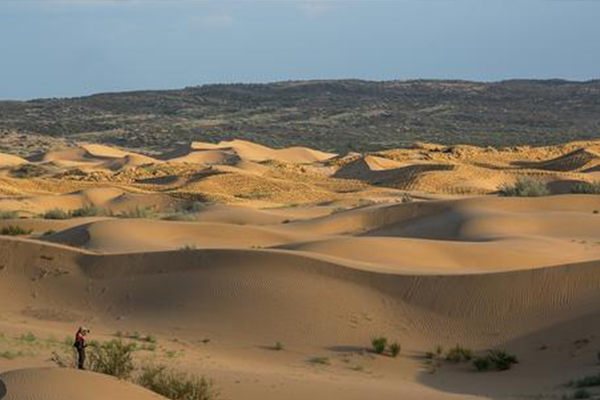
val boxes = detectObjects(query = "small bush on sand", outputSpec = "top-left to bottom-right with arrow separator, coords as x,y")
371,337 -> 387,354
389,342 -> 401,358
473,350 -> 518,372
118,206 -> 155,219
1,225 -> 32,235
50,348 -> 79,368
274,341 -> 284,351
71,205 -> 102,217
572,182 -> 600,195
473,356 -> 490,371
43,229 -> 57,236
500,178 -> 550,197
0,211 -> 18,220
573,388 -> 592,399
309,357 -> 330,365
43,208 -> 70,220
445,345 -> 473,363
163,213 -> 198,222
0,350 -> 24,360
88,339 -> 136,379
138,364 -> 218,400
568,374 -> 600,388
487,350 -> 518,371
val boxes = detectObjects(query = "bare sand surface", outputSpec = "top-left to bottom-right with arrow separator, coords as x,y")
2,139 -> 600,400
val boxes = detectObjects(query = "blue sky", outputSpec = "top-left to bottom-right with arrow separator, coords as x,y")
0,0 -> 599,100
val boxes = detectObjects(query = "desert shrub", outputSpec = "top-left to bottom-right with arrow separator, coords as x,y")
1,225 -> 32,235
10,164 -> 48,178
184,201 -> 207,213
43,229 -> 57,236
499,178 -> 550,197
371,337 -> 387,354
88,339 -> 136,379
144,334 -> 157,343
473,356 -> 490,371
573,388 -> 592,399
50,348 -> 79,368
487,350 -> 518,371
568,374 -> 600,388
179,244 -> 198,251
389,342 -> 401,358
118,206 -> 155,219
138,364 -> 218,400
163,213 -> 198,222
445,345 -> 473,363
0,350 -> 24,360
71,205 -> 102,217
19,332 -> 37,342
309,357 -> 330,365
0,211 -> 18,220
401,193 -> 413,203
572,182 -> 600,195
43,208 -> 70,220
274,341 -> 284,351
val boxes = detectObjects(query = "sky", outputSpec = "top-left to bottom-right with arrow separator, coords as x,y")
0,0 -> 599,100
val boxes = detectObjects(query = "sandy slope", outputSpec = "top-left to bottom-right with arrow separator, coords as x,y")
4,140 -> 600,399
0,368 -> 166,400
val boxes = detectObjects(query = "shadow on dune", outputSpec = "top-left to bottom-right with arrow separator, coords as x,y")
0,379 -> 6,399
415,300 -> 600,399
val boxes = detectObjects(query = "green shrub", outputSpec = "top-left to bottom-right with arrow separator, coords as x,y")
0,211 -> 18,220
163,213 -> 198,221
19,332 -> 37,342
118,206 -> 155,219
274,341 -> 284,351
435,345 -> 444,357
88,339 -> 136,379
445,345 -> 473,363
0,350 -> 24,360
1,225 -> 32,235
42,208 -> 70,220
138,364 -> 218,400
371,337 -> 387,354
144,334 -> 156,343
309,357 -> 330,365
500,178 -> 550,197
487,350 -> 518,371
573,388 -> 592,399
71,205 -> 102,217
568,374 -> 600,388
50,348 -> 78,368
389,342 -> 401,358
473,356 -> 490,371
572,182 -> 600,195
43,229 -> 57,236
184,201 -> 207,213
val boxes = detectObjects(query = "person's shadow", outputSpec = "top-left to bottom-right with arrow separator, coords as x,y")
0,379 -> 6,399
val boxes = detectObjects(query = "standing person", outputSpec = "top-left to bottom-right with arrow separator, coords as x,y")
74,327 -> 89,370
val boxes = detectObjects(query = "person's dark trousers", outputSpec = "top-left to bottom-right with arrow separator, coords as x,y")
77,348 -> 86,370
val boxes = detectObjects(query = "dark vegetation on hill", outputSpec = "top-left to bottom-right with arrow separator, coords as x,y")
1,79 -> 600,153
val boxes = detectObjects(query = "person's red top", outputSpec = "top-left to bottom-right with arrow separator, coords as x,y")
75,332 -> 85,344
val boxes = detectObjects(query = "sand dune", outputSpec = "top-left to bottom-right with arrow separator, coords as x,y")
4,140 -> 600,400
163,140 -> 337,165
0,153 -> 27,168
0,368 -> 166,400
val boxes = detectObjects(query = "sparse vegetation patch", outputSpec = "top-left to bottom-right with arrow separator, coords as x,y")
500,178 -> 550,197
